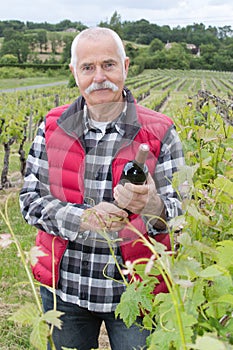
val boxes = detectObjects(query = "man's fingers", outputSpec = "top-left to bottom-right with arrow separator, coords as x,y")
124,182 -> 149,194
95,202 -> 128,218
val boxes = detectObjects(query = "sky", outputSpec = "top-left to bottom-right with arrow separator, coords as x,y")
1,0 -> 233,29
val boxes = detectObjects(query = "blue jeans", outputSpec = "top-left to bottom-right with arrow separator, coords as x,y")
40,286 -> 150,350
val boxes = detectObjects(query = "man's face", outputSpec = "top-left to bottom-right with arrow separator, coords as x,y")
71,36 -> 129,108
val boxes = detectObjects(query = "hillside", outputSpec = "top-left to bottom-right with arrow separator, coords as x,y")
0,19 -> 233,71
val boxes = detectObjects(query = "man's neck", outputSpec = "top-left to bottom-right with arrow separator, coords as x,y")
87,100 -> 126,122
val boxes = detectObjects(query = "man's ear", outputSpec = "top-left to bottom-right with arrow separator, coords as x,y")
69,63 -> 74,75
124,57 -> 130,79
69,64 -> 79,86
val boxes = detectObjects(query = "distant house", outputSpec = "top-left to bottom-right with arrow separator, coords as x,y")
165,41 -> 200,56
165,41 -> 172,50
65,28 -> 78,33
186,43 -> 200,55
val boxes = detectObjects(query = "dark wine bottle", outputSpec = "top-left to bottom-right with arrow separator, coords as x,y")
114,144 -> 150,214
117,144 -> 149,215
120,143 -> 149,185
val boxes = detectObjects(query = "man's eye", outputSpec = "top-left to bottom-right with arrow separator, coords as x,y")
82,65 -> 94,72
103,63 -> 115,70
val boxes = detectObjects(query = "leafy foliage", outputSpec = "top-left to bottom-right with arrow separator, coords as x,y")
0,72 -> 233,349
115,90 -> 233,349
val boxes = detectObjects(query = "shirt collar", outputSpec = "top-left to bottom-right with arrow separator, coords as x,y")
57,87 -> 140,140
83,99 -> 127,137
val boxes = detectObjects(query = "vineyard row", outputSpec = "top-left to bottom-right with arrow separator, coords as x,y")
0,68 -> 232,189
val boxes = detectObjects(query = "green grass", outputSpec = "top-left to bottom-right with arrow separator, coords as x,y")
0,194 -> 37,350
0,139 -> 38,349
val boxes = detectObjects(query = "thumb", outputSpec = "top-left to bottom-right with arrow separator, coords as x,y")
146,173 -> 158,194
146,172 -> 154,185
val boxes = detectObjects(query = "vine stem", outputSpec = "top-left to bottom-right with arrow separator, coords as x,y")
125,221 -> 188,350
0,196 -> 43,314
1,196 -> 57,350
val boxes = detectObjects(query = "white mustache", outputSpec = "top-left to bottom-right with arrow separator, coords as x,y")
85,81 -> 119,95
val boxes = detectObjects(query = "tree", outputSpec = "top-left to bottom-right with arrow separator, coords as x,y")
125,43 -> 139,61
218,25 -> 233,40
212,40 -> 233,71
213,51 -> 233,71
121,19 -> 153,43
36,30 -> 48,53
0,20 -> 25,37
61,35 -> 74,64
135,19 -> 154,44
49,32 -> 62,54
27,33 -> 38,52
149,38 -> 164,53
109,11 -> 123,37
99,11 -> 123,38
199,43 -> 217,66
0,54 -> 18,64
164,43 -> 190,69
0,31 -> 30,63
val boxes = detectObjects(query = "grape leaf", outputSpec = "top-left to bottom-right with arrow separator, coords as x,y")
216,240 -> 233,269
115,283 -> 153,327
42,310 -> 64,330
30,318 -> 49,350
8,302 -> 39,326
192,334 -> 227,350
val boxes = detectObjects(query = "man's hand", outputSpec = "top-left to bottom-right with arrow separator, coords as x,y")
113,173 -> 166,227
80,202 -> 128,232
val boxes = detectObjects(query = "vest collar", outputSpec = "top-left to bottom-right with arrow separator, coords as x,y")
57,87 -> 141,142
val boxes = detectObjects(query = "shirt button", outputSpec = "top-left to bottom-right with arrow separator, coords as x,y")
83,261 -> 88,266
79,231 -> 89,239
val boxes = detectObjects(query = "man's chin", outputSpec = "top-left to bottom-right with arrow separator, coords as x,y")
86,97 -> 125,120
86,90 -> 118,105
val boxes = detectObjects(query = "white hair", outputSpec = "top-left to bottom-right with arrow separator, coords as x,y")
70,27 -> 126,68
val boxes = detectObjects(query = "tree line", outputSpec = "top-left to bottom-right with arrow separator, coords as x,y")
0,12 -> 233,72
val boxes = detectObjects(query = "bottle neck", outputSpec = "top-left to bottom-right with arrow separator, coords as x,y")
135,144 -> 149,164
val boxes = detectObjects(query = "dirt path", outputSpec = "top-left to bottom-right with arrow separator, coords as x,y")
99,324 -> 110,349
0,81 -> 68,93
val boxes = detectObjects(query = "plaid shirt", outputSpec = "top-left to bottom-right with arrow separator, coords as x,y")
20,89 -> 185,312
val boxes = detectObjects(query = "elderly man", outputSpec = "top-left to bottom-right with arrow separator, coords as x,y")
20,27 -> 184,350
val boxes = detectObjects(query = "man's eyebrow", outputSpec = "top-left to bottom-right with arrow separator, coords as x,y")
103,59 -> 117,63
80,59 -> 117,67
79,62 -> 93,68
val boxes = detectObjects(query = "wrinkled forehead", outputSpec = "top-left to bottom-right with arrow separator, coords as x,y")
75,35 -> 122,62
76,33 -> 117,51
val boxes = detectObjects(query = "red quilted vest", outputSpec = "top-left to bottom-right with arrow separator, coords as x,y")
32,101 -> 173,294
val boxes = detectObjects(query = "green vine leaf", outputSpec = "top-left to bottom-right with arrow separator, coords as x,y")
199,265 -> 227,279
192,334 -> 228,350
172,164 -> 198,192
9,302 -> 39,326
115,283 -> 153,328
187,203 -> 210,225
9,303 -> 50,350
42,310 -> 64,330
217,294 -> 233,306
213,176 -> 233,198
30,318 -> 49,350
216,241 -> 233,269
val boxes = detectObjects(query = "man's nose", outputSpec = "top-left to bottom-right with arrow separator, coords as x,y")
93,66 -> 106,83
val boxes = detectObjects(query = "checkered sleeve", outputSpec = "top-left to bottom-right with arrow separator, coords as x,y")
144,125 -> 185,235
19,121 -> 87,241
